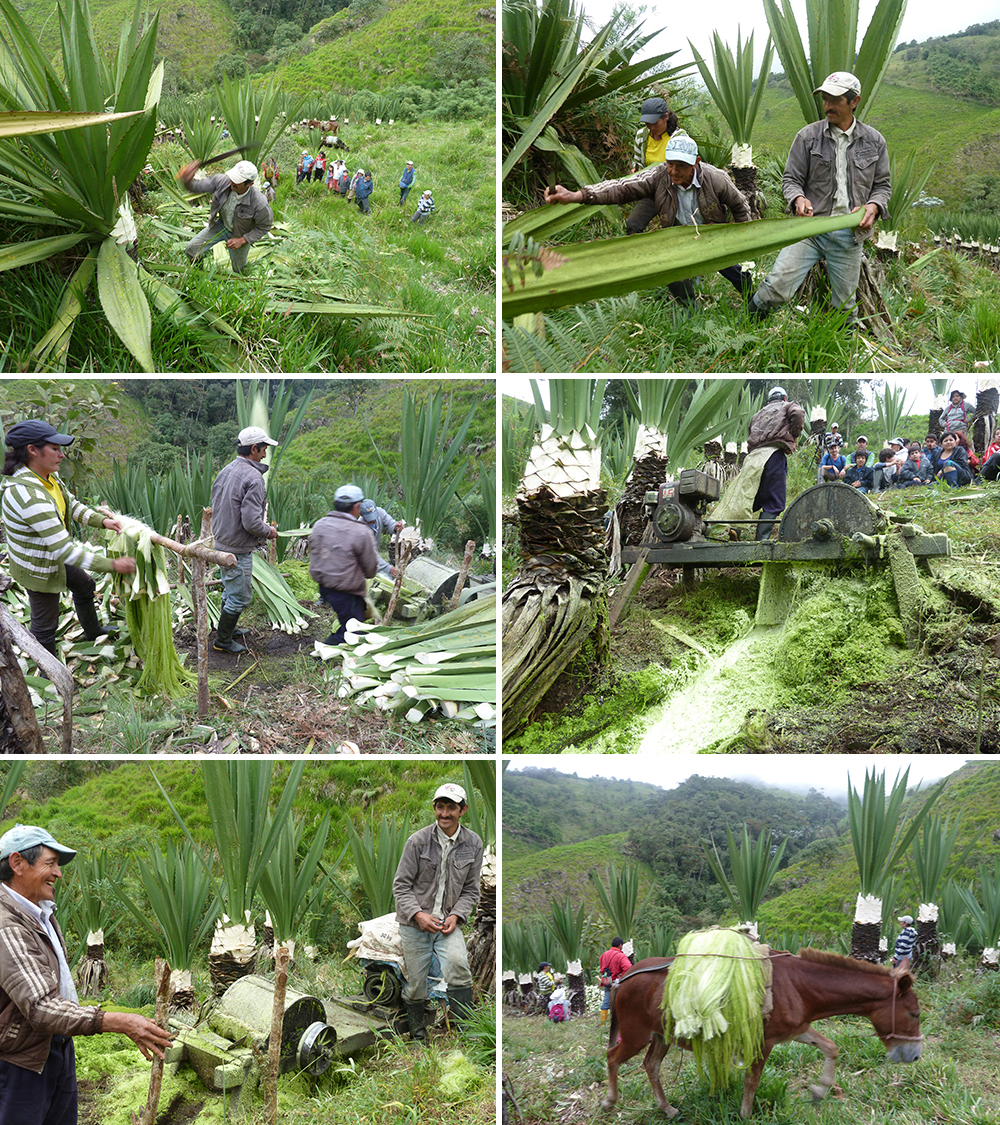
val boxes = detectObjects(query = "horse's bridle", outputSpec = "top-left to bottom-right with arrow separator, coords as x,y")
881,976 -> 924,1044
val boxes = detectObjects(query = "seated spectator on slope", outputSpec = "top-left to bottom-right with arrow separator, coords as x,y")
981,428 -> 1000,482
895,446 -> 932,487
953,431 -> 979,476
844,450 -> 874,492
935,431 -> 973,487
819,442 -> 847,482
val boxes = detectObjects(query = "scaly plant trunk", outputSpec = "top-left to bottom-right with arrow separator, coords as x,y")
210,913 -> 257,996
502,972 -> 518,1006
467,855 -> 497,996
76,930 -> 108,996
614,427 -> 668,549
170,968 -> 196,1013
502,424 -> 608,737
566,959 -> 585,1016
851,893 -> 883,963
973,384 -> 999,458
914,904 -> 939,972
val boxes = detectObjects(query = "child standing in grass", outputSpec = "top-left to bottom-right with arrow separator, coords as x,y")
412,189 -> 434,223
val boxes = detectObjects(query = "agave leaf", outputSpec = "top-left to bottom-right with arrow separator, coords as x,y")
0,232 -> 88,271
30,248 -> 98,370
502,209 -> 863,317
762,0 -> 817,124
0,109 -> 143,137
96,237 -> 154,372
266,300 -> 428,318
853,0 -> 909,118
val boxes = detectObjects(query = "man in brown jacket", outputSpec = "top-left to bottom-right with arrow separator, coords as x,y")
543,135 -> 753,305
392,783 -> 483,1043
308,484 -> 378,645
0,824 -> 171,1124
746,387 -> 806,539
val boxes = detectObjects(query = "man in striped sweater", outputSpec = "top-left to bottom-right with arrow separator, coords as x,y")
0,824 -> 172,1123
0,420 -> 135,656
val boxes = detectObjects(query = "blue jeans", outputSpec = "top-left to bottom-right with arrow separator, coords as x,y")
0,1036 -> 77,1124
752,228 -> 863,314
185,221 -> 251,273
220,552 -> 254,614
398,923 -> 473,1003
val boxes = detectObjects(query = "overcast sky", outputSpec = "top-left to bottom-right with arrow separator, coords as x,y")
504,756 -> 974,803
577,1 -> 998,71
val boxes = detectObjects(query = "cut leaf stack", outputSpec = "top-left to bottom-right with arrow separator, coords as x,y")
317,595 -> 496,726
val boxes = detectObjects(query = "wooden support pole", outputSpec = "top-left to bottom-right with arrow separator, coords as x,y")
268,947 -> 291,1125
384,543 -> 413,624
0,604 -> 73,752
98,506 -> 236,568
449,540 -> 476,611
132,958 -> 171,1125
194,509 -> 212,718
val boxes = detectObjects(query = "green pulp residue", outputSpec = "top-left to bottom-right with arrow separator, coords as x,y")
506,663 -> 677,753
773,572 -> 907,705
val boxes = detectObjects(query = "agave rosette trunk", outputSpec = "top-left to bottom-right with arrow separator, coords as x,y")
502,379 -> 608,737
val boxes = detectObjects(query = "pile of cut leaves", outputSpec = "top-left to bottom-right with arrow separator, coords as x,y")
317,595 -> 496,727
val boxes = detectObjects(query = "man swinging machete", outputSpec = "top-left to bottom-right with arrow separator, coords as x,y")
177,146 -> 272,274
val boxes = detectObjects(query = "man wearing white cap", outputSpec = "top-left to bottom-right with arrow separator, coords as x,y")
308,485 -> 378,645
0,825 -> 172,1123
209,426 -> 280,653
749,71 -> 890,322
891,914 -> 918,970
543,135 -> 754,305
393,783 -> 483,1043
178,158 -> 273,273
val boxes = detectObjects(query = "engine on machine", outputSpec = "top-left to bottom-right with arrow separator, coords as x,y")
642,469 -> 722,543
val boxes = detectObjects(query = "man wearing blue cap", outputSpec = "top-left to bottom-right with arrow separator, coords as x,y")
358,498 -> 404,579
0,824 -> 172,1124
309,485 -> 378,645
749,71 -> 890,322
543,135 -> 754,305
1,419 -> 136,656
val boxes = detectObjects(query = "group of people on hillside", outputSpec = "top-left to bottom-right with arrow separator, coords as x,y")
293,153 -> 435,220
543,70 -> 890,324
821,390 -> 999,492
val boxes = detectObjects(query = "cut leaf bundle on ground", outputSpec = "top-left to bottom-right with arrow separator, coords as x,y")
317,595 -> 496,726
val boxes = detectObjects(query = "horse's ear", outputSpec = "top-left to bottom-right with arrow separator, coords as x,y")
894,969 -> 915,993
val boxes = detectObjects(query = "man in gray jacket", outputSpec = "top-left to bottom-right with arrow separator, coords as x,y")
749,71 -> 890,322
308,485 -> 378,645
179,158 -> 273,273
393,783 -> 483,1043
0,824 -> 171,1124
544,135 -> 753,305
210,425 -> 280,654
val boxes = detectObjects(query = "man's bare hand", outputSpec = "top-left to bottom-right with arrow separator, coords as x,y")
794,196 -> 814,217
103,1011 -> 174,1061
439,914 -> 458,935
544,185 -> 583,205
225,236 -> 248,249
178,161 -> 200,186
856,202 -> 880,231
414,910 -> 443,934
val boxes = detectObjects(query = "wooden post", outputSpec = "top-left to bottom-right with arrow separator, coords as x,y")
268,947 -> 291,1125
194,509 -> 212,718
132,958 -> 171,1125
449,540 -> 476,611
0,616 -> 45,752
0,604 -> 73,752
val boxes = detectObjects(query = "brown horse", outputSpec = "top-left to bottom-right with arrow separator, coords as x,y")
604,947 -> 922,1118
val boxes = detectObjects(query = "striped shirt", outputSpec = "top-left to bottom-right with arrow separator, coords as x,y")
893,925 -> 917,963
0,466 -> 114,592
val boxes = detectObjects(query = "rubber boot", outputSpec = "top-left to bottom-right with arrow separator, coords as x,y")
600,1009 -> 608,1025
74,596 -> 118,640
213,609 -> 247,654
448,986 -> 475,1031
404,1001 -> 427,1044
755,512 -> 779,541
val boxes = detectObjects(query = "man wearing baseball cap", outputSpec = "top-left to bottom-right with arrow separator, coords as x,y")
1,420 -> 136,656
393,783 -> 483,1043
891,914 -> 918,970
178,157 -> 273,273
209,426 -> 280,653
627,96 -> 680,234
544,134 -> 754,306
749,71 -> 890,323
308,485 -> 378,646
0,825 -> 172,1122
358,498 -> 404,579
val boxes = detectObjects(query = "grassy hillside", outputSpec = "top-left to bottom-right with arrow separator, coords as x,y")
282,0 -> 495,92
18,0 -> 235,81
